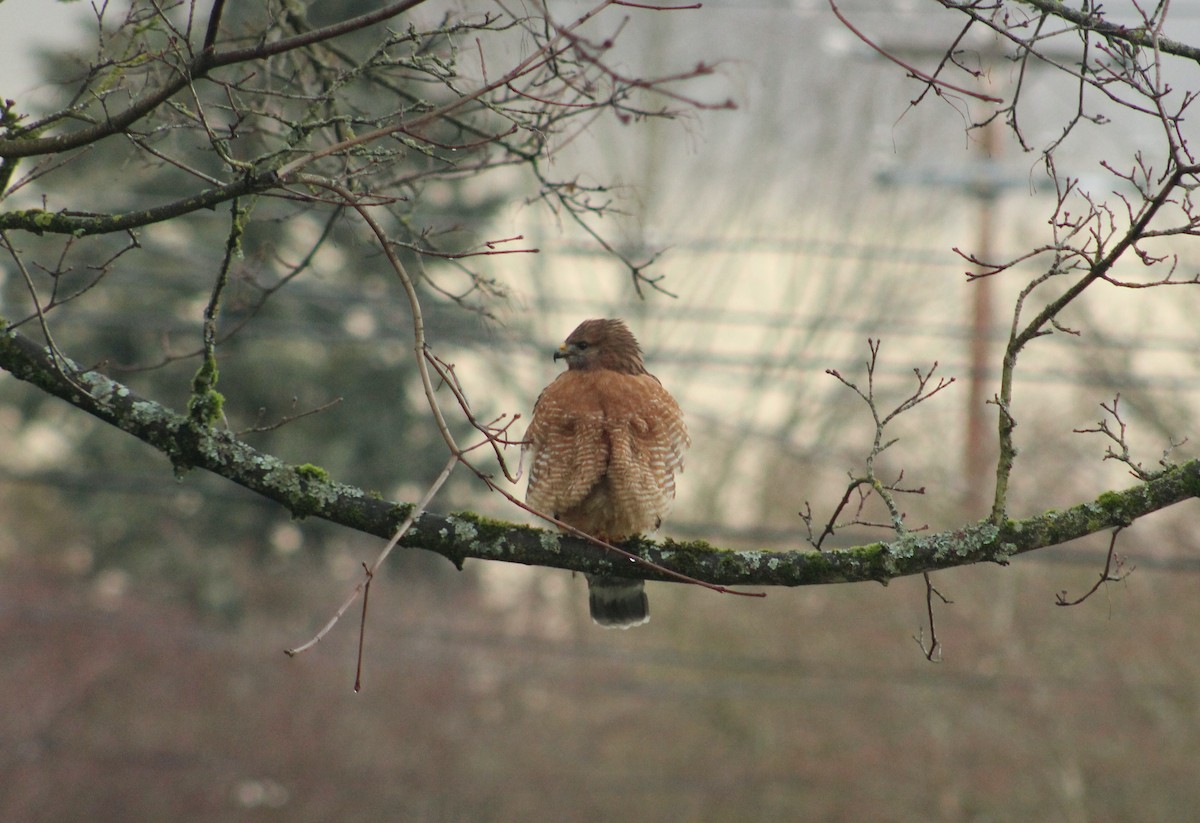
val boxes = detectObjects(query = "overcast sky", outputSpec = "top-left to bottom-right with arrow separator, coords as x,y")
0,0 -> 91,102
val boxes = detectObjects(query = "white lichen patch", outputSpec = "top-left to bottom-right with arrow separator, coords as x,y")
538,529 -> 562,554
450,516 -> 478,544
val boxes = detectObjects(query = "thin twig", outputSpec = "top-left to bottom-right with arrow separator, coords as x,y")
828,0 -> 1003,103
1056,528 -> 1134,606
284,453 -> 458,658
354,563 -> 374,692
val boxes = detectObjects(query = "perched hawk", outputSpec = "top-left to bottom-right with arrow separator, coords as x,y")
524,319 -> 690,628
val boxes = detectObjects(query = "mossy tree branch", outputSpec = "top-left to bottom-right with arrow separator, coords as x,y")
0,172 -> 279,237
1008,0 -> 1200,64
4,323 -> 1196,589
936,0 -> 1200,65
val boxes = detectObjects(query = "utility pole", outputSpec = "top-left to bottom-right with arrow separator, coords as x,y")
964,110 -> 1000,515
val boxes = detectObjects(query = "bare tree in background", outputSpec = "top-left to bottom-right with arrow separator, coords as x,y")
2,0 -> 1200,646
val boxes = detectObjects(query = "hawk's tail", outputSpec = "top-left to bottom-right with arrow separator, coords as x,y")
585,575 -> 649,629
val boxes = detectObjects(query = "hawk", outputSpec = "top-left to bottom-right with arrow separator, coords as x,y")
524,319 -> 690,628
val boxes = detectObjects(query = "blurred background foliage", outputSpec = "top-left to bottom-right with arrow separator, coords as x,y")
1,0 -> 509,616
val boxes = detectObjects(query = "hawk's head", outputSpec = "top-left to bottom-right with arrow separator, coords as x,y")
554,318 -> 646,375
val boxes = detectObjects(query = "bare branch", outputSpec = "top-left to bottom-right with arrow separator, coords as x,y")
819,340 -> 952,544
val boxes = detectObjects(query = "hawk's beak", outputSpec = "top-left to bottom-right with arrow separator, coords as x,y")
553,344 -> 569,361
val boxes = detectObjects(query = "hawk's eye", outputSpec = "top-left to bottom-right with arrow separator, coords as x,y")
575,341 -> 590,350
